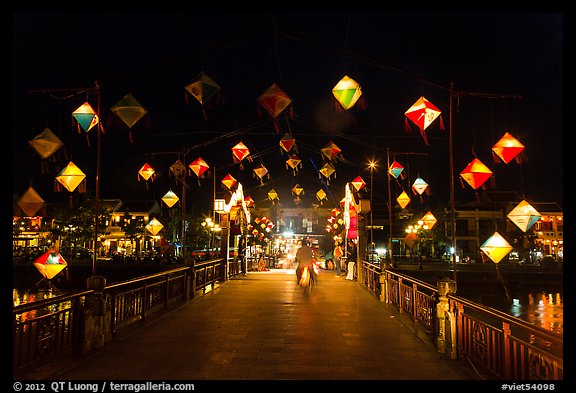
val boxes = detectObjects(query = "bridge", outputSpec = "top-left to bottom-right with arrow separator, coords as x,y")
13,260 -> 563,383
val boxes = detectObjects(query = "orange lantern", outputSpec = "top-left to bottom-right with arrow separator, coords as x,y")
189,157 -> 210,178
460,158 -> 493,190
17,186 -> 45,217
421,211 -> 437,229
492,132 -> 525,164
221,174 -> 237,190
351,176 -> 366,192
33,249 -> 67,280
232,142 -> 251,163
404,96 -> 442,145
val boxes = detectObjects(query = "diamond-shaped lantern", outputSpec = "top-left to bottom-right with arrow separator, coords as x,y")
221,174 -> 237,190
286,154 -> 302,175
480,231 -> 513,264
460,158 -> 493,190
507,200 -> 541,232
268,189 -> 279,203
146,218 -> 164,236
72,102 -> 99,132
258,83 -> 292,119
253,164 -> 269,183
319,163 -> 336,181
397,191 -> 411,209
189,157 -> 210,178
111,93 -> 148,129
332,75 -> 362,110
185,71 -> 221,106
292,184 -> 304,196
170,159 -> 187,177
138,163 -> 155,182
316,189 -> 327,203
33,249 -> 67,280
279,133 -> 296,153
321,142 -> 342,161
29,128 -> 64,159
492,132 -> 525,164
244,196 -> 255,208
405,96 -> 442,145
162,190 -> 179,208
411,177 -> 429,195
232,142 -> 251,163
404,232 -> 419,250
388,160 -> 404,179
421,211 -> 437,229
17,186 -> 45,217
56,161 -> 86,192
351,176 -> 366,192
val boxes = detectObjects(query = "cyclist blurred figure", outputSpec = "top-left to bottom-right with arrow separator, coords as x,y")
295,238 -> 317,285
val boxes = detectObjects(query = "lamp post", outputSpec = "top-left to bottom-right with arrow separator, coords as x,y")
368,160 -> 377,262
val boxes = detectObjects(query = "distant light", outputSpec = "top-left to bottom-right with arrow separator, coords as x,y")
283,231 -> 294,237
512,299 -> 520,306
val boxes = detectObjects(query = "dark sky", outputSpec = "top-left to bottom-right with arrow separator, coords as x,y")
12,12 -> 564,216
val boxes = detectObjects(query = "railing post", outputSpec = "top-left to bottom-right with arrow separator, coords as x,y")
502,322 -> 512,379
380,270 -> 388,303
436,278 -> 457,355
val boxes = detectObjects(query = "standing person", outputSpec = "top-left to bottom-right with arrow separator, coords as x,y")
345,239 -> 357,280
295,238 -> 317,285
333,242 -> 343,276
239,237 -> 247,276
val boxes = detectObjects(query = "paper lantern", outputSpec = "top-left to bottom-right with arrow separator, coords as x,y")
268,189 -> 279,203
286,154 -> 302,175
292,184 -> 304,196
232,142 -> 251,163
319,163 -> 336,181
411,177 -> 429,195
507,200 -> 541,232
397,191 -> 411,209
146,218 -> 164,236
253,164 -> 269,183
404,232 -> 419,250
170,159 -> 187,177
279,133 -> 296,153
17,186 -> 45,217
316,189 -> 327,203
56,161 -> 86,192
33,249 -> 67,280
332,75 -> 362,110
421,211 -> 437,229
405,96 -> 442,144
185,71 -> 221,106
351,176 -> 366,192
221,174 -> 237,190
72,102 -> 99,132
111,93 -> 148,129
138,163 -> 155,182
189,157 -> 210,178
388,160 -> 404,179
161,190 -> 179,208
480,232 -> 513,264
244,196 -> 255,207
460,158 -> 493,190
492,132 -> 525,164
258,83 -> 292,119
321,142 -> 342,161
29,128 -> 63,159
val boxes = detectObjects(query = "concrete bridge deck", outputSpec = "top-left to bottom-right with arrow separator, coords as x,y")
32,269 -> 480,382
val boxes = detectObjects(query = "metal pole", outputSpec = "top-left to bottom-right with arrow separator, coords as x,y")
370,165 -> 374,253
386,148 -> 394,268
449,82 -> 457,283
92,81 -> 101,277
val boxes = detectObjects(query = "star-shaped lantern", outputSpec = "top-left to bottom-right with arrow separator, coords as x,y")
332,75 -> 362,110
232,142 -> 251,163
146,218 -> 164,236
258,83 -> 292,119
351,176 -> 366,192
56,161 -> 86,192
72,102 -> 99,133
138,163 -> 156,182
17,186 -> 45,217
397,191 -> 411,209
29,128 -> 64,159
321,141 -> 342,161
33,249 -> 67,280
492,132 -> 525,164
110,93 -> 148,143
507,200 -> 541,232
480,232 -> 513,264
421,211 -> 437,229
189,157 -> 210,178
460,158 -> 493,190
388,160 -> 404,179
221,174 -> 237,190
405,96 -> 442,145
411,177 -> 429,196
161,190 -> 180,208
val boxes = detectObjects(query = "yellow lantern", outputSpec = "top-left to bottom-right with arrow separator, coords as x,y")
480,232 -> 513,264
161,190 -> 179,208
146,218 -> 164,236
55,161 -> 86,192
332,75 -> 362,110
507,200 -> 541,232
397,191 -> 411,209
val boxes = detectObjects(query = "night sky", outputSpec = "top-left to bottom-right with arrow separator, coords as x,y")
12,13 -> 564,217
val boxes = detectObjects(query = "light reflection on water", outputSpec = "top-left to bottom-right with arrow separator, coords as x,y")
508,291 -> 563,335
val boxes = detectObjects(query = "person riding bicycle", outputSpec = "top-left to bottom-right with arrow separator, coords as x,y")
295,238 -> 317,285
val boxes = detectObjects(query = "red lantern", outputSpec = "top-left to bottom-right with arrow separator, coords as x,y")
460,158 -> 493,190
492,132 -> 525,164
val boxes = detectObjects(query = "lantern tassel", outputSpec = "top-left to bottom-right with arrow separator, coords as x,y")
85,134 -> 91,147
438,115 -> 445,131
404,118 -> 413,133
129,130 -> 134,144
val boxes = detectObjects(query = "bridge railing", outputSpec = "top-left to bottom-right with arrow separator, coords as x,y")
360,259 -> 563,380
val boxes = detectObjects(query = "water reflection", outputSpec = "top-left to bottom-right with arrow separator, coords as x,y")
509,291 -> 563,335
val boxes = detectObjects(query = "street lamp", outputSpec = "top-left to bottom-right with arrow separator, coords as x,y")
368,160 -> 377,262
